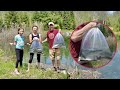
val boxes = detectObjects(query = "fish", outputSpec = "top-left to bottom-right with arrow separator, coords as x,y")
79,49 -> 112,61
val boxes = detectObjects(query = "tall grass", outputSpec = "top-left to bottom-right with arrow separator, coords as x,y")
106,36 -> 117,52
0,27 -> 17,59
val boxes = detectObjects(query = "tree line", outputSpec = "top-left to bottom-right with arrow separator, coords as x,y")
0,11 -> 120,33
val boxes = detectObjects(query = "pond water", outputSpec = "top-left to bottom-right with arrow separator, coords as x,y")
73,49 -> 120,79
23,47 -> 75,69
97,50 -> 120,79
23,43 -> 120,79
23,36 -> 76,69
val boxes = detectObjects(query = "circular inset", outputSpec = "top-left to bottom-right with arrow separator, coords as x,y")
69,21 -> 118,69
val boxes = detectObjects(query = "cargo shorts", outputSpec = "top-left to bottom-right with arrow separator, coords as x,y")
49,48 -> 61,61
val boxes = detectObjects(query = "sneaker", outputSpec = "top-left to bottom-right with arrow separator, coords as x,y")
36,65 -> 46,71
52,67 -> 57,71
57,67 -> 61,73
26,69 -> 29,72
14,70 -> 20,75
41,67 -> 46,71
35,65 -> 39,69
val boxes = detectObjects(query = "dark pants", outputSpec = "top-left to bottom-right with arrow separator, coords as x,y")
29,53 -> 41,63
15,49 -> 24,68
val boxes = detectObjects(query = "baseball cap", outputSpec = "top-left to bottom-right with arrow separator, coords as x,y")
48,22 -> 54,26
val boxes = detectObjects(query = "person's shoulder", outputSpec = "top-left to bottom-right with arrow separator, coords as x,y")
21,35 -> 25,40
15,34 -> 19,38
29,33 -> 32,36
54,29 -> 59,31
54,29 -> 59,32
47,30 -> 50,34
47,30 -> 50,32
16,34 -> 19,36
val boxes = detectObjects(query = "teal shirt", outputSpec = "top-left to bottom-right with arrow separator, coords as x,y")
14,34 -> 24,49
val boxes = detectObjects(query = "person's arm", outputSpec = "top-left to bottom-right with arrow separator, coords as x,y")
71,22 -> 97,43
42,33 -> 48,43
39,34 -> 42,43
10,36 -> 17,45
42,38 -> 48,43
59,30 -> 63,35
9,41 -> 16,45
29,34 -> 33,44
13,41 -> 17,45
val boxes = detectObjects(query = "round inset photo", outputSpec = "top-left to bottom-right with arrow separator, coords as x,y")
69,21 -> 118,69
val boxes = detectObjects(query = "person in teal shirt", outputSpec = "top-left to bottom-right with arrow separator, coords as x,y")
10,27 -> 24,74
15,33 -> 24,49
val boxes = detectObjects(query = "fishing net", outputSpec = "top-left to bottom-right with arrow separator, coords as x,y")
52,32 -> 66,48
30,40 -> 43,54
78,27 -> 112,61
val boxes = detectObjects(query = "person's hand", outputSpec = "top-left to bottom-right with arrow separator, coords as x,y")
92,19 -> 98,22
90,22 -> 97,28
27,43 -> 31,45
9,43 -> 13,45
42,41 -> 44,44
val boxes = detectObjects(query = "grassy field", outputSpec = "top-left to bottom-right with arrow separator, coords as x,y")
0,58 -> 69,79
0,56 -> 102,79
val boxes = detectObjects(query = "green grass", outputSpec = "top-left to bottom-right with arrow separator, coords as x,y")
0,56 -> 68,79
61,29 -> 73,33
0,59 -> 101,79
